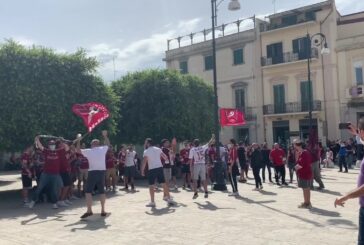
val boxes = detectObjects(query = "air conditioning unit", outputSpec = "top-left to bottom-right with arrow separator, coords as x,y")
346,85 -> 364,99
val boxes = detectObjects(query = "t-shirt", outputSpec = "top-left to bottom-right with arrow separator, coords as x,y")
296,150 -> 313,180
189,145 -> 209,165
208,147 -> 216,164
21,153 -> 31,175
59,151 -> 71,173
43,148 -> 65,174
180,148 -> 190,165
105,155 -> 116,169
269,148 -> 286,166
143,146 -> 163,170
162,148 -> 172,168
358,159 -> 364,207
78,153 -> 89,170
237,146 -> 246,163
229,146 -> 238,165
125,150 -> 136,167
81,146 -> 108,171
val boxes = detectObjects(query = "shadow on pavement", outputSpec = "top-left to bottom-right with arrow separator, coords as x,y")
309,207 -> 340,217
194,201 -> 235,211
259,190 -> 277,196
327,218 -> 358,230
65,216 -> 111,232
315,188 -> 342,197
145,206 -> 176,216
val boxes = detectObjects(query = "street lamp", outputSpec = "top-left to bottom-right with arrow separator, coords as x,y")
306,32 -> 330,145
211,0 -> 240,191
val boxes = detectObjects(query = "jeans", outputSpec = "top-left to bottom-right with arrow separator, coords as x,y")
359,207 -> 364,245
311,161 -> 325,188
274,165 -> 286,184
229,173 -> 238,193
339,155 -> 348,172
32,173 -> 61,204
252,167 -> 262,188
262,162 -> 272,182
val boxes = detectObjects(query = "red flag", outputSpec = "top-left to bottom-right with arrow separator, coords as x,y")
72,102 -> 110,133
219,108 -> 245,126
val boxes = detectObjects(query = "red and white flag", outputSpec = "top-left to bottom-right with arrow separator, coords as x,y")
219,108 -> 245,127
72,102 -> 110,132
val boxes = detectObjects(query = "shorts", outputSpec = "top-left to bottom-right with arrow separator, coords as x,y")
163,168 -> 172,182
124,166 -> 136,178
119,166 -> 125,176
106,168 -> 117,179
148,167 -> 165,185
60,172 -> 71,187
288,162 -> 296,169
78,169 -> 88,182
85,170 -> 106,194
182,164 -> 190,174
21,175 -> 32,189
239,160 -> 247,170
232,164 -> 240,176
172,165 -> 178,177
298,178 -> 312,189
70,172 -> 78,183
192,164 -> 206,181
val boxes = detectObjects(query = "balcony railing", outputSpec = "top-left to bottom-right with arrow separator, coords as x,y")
261,48 -> 318,66
260,14 -> 316,32
263,100 -> 322,115
237,107 -> 256,121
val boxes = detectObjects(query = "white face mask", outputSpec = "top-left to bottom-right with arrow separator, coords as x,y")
49,145 -> 56,151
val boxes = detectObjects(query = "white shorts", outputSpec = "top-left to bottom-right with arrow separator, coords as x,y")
193,164 -> 206,181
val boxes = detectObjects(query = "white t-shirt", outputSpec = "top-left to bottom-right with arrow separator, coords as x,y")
189,144 -> 208,164
143,146 -> 163,170
125,150 -> 136,167
81,146 -> 108,171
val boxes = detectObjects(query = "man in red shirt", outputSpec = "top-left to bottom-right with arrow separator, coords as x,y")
105,149 -> 117,192
180,141 -> 191,189
29,137 -> 69,209
58,145 -> 72,207
294,139 -> 313,209
21,146 -> 33,207
77,144 -> 89,196
228,139 -> 240,196
269,143 -> 288,186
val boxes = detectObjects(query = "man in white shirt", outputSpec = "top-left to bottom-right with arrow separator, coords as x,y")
141,138 -> 175,207
125,145 -> 137,192
189,136 -> 215,199
76,130 -> 110,219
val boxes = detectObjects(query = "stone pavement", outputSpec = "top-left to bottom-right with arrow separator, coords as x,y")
0,168 -> 360,245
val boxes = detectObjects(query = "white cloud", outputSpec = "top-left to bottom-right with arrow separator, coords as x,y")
89,18 -> 201,81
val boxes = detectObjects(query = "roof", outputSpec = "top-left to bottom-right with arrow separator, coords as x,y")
268,0 -> 332,19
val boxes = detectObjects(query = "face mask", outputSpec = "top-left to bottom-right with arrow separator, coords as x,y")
49,145 -> 56,151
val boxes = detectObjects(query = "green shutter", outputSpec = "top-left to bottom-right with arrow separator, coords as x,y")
205,55 -> 213,70
274,85 -> 285,113
300,81 -> 312,111
233,48 -> 244,65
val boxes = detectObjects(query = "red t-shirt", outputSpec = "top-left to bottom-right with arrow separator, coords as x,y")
269,148 -> 286,166
60,151 -> 71,173
21,153 -> 31,176
180,149 -> 190,165
296,150 -> 313,180
77,153 -> 89,169
105,155 -> 116,169
208,148 -> 216,163
229,147 -> 238,165
43,148 -> 64,174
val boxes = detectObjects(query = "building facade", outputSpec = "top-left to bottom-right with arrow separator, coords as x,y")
165,19 -> 264,144
164,0 -> 364,146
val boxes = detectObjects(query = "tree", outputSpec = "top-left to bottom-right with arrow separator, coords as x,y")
0,40 -> 118,151
111,69 -> 214,144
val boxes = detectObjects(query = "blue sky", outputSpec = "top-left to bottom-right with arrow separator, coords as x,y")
1,0 -> 363,81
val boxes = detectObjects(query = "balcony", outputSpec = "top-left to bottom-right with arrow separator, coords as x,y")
238,107 -> 256,121
261,48 -> 318,67
260,13 -> 316,32
263,100 -> 322,115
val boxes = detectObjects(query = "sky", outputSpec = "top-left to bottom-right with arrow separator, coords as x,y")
1,0 -> 364,82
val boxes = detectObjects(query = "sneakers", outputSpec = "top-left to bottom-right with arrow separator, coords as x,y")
28,201 -> 35,209
57,201 -> 69,207
65,200 -> 73,205
174,185 -> 178,191
298,203 -> 312,209
282,182 -> 289,186
146,202 -> 156,208
193,192 -> 199,199
52,204 -> 59,209
259,185 -> 264,190
229,192 -> 239,196
204,192 -> 208,198
70,195 -> 79,200
166,198 -> 176,206
253,188 -> 260,191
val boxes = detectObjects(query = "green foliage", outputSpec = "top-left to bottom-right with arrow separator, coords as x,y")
111,69 -> 214,144
0,40 -> 118,151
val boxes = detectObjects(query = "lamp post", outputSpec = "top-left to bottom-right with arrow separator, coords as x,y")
211,0 -> 240,191
306,32 -> 330,143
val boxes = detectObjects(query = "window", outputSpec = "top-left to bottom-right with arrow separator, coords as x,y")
300,81 -> 313,111
204,55 -> 213,71
356,67 -> 363,85
273,84 -> 285,113
179,61 -> 188,74
233,48 -> 244,65
235,88 -> 246,111
267,42 -> 283,64
293,37 -> 309,60
282,15 -> 297,26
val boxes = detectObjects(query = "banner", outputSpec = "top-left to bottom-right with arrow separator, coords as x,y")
72,102 -> 110,133
219,108 -> 245,127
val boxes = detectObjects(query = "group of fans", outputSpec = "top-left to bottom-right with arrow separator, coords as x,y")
19,130 -> 358,211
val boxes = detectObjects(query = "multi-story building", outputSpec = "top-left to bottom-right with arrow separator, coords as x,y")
337,11 -> 364,139
164,18 -> 264,144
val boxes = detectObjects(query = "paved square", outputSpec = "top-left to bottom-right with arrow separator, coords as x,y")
0,168 -> 359,245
